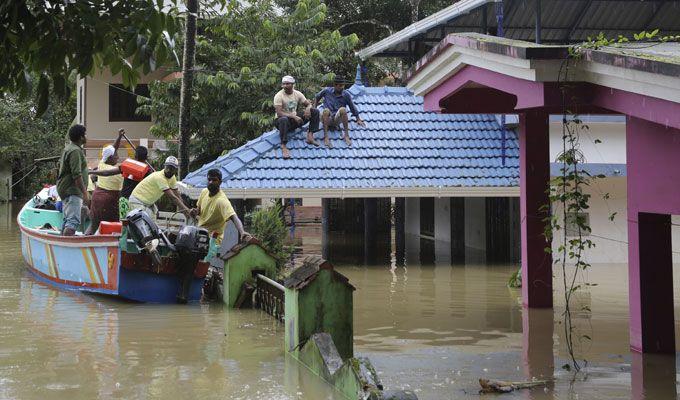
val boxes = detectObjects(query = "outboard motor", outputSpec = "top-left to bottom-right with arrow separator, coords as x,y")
174,225 -> 210,303
126,209 -> 174,268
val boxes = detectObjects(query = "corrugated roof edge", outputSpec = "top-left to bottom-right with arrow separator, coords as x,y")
184,129 -> 280,184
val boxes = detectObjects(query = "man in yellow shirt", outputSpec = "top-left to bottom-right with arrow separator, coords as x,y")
190,169 -> 248,245
129,156 -> 190,220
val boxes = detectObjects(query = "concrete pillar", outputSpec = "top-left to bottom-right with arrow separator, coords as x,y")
464,197 -> 486,263
522,307 -> 554,381
629,212 -> 674,353
395,198 -> 405,266
509,197 -> 521,263
434,198 -> 451,241
631,353 -> 677,399
626,116 -> 678,354
404,197 -> 420,236
321,198 -> 331,232
519,110 -> 552,308
434,198 -> 451,264
363,198 -> 377,264
321,198 -> 331,260
450,198 -> 465,263
344,198 -> 364,234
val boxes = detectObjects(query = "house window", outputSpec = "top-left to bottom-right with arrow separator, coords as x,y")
109,84 -> 151,122
565,212 -> 590,237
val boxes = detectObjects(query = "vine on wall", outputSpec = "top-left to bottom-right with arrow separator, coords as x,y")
547,30 -> 680,371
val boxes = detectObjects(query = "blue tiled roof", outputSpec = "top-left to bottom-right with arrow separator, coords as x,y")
183,84 -> 519,192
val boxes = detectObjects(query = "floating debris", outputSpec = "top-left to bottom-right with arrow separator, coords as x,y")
479,378 -> 549,393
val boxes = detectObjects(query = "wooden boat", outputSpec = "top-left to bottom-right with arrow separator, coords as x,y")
17,187 -> 214,303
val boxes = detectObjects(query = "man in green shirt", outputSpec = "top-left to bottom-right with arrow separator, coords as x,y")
56,124 -> 89,236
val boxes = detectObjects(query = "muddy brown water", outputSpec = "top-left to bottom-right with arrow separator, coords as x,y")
1,203 -> 679,399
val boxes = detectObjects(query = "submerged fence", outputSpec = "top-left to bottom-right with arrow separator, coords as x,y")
255,273 -> 285,322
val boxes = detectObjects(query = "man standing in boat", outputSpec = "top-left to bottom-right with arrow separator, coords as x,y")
189,169 -> 249,245
56,124 -> 89,236
128,156 -> 191,220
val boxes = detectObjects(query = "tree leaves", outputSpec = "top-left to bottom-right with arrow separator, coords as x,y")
143,0 -> 358,167
36,74 -> 49,116
0,0 -> 182,115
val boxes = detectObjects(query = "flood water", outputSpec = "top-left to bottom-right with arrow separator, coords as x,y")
1,202 -> 680,399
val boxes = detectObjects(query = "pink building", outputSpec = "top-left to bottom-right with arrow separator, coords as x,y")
406,33 -> 680,355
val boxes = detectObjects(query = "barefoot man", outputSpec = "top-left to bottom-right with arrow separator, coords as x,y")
273,75 -> 320,159
314,76 -> 365,147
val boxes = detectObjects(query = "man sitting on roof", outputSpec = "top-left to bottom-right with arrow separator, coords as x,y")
274,75 -> 320,159
128,156 -> 191,220
189,168 -> 249,245
314,76 -> 365,147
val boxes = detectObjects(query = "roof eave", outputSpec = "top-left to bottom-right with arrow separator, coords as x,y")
355,0 -> 496,60
178,183 -> 520,199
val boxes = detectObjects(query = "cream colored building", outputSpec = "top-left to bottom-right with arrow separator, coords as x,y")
76,68 -> 176,164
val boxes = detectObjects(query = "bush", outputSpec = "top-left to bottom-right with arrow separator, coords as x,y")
248,203 -> 291,270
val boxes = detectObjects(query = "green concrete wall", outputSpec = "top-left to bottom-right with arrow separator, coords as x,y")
287,269 -> 354,359
297,336 -> 363,399
284,288 -> 299,353
223,244 -> 277,307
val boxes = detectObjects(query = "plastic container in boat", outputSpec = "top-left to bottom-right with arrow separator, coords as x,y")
99,221 -> 123,235
120,159 -> 149,181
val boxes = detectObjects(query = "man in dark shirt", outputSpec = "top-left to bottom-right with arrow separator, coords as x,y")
120,146 -> 152,198
56,124 -> 89,235
314,76 -> 365,147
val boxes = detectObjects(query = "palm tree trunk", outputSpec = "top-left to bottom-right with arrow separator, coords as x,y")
178,0 -> 198,179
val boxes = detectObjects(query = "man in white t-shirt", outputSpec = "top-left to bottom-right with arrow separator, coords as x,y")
273,75 -> 320,159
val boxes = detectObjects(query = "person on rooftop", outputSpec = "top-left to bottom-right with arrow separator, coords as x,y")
314,76 -> 365,147
273,75 -> 320,159
128,156 -> 191,221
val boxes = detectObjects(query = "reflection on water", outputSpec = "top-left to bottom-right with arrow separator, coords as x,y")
2,203 -> 680,399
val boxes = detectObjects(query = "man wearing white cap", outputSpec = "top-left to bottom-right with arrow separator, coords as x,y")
84,130 -> 125,234
128,155 -> 191,220
274,75 -> 320,158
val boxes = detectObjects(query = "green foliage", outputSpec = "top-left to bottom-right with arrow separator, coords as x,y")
0,0 -> 182,114
507,268 -> 521,288
0,86 -> 76,199
277,0 -> 450,48
248,203 -> 292,270
139,0 -> 359,167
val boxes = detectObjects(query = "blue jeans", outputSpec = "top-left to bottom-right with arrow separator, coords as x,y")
62,195 -> 83,232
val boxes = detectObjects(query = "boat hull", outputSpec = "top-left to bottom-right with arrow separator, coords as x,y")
18,191 -> 205,303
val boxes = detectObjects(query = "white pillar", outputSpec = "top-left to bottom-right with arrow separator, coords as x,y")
464,197 -> 486,262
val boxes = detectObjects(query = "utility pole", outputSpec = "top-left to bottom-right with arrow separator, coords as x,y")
178,0 -> 198,179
